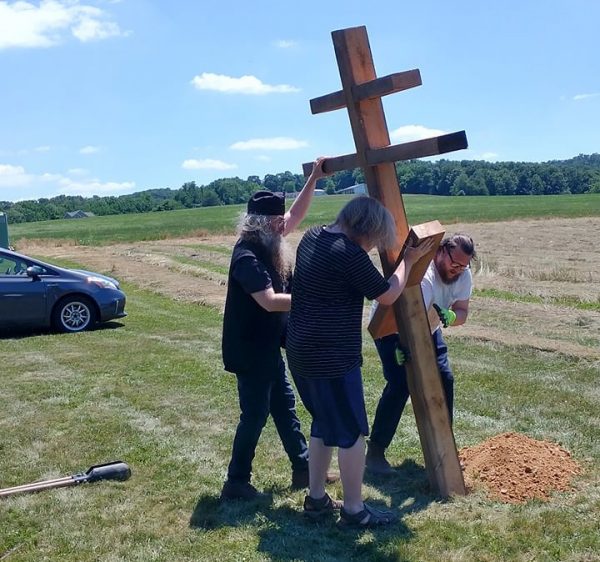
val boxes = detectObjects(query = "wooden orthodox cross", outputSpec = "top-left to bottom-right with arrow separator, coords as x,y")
303,26 -> 467,496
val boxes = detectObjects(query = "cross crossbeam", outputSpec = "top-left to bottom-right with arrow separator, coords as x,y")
302,131 -> 467,176
309,69 -> 422,114
304,25 -> 467,496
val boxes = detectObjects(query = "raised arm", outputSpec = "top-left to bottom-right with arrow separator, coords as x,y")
283,157 -> 330,236
376,239 -> 437,306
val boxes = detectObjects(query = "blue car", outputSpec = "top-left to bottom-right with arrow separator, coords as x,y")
0,247 -> 126,333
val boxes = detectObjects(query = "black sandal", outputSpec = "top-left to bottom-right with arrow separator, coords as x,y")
303,492 -> 343,519
338,503 -> 397,528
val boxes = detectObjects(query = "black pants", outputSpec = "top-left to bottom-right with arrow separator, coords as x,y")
227,356 -> 309,483
370,329 -> 454,450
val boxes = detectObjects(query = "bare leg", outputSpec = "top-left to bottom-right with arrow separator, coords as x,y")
338,435 -> 365,514
308,436 -> 333,499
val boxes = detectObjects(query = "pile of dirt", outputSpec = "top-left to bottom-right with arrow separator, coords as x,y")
459,432 -> 581,504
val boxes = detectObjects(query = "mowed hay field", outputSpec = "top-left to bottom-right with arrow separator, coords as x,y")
2,196 -> 600,561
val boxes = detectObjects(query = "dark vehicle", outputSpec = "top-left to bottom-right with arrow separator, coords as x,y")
0,248 -> 126,333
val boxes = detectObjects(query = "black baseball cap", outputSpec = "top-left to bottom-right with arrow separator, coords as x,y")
247,190 -> 285,216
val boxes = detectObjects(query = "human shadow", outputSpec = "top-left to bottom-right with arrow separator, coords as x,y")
364,458 -> 439,516
190,490 -> 275,530
190,482 -> 418,561
256,503 -> 414,562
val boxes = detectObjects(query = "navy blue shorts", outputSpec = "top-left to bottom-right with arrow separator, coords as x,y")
292,365 -> 369,448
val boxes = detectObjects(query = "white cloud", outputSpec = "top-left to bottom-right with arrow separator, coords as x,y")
390,125 -> 448,143
71,13 -> 123,41
0,0 -> 126,50
230,137 -> 308,151
191,73 -> 300,95
79,145 -> 100,154
67,167 -> 88,176
182,158 -> 237,170
57,177 -> 135,196
0,162 -> 133,200
40,172 -> 62,182
274,39 -> 297,49
480,152 -> 498,161
573,92 -> 600,101
0,145 -> 50,156
0,163 -> 32,187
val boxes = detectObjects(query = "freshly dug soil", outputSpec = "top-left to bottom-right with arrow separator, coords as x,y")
459,432 -> 581,504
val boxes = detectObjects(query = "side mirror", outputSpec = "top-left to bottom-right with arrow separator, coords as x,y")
26,266 -> 44,278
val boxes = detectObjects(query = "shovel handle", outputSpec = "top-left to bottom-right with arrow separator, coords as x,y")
0,478 -> 76,497
0,461 -> 131,498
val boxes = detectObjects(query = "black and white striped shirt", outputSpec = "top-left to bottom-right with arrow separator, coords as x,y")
287,226 -> 390,379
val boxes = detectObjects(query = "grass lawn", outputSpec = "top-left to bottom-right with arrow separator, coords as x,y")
1,281 -> 599,561
2,196 -> 600,560
10,193 -> 600,246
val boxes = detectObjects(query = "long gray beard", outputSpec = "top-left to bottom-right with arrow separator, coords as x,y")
263,233 -> 293,281
243,230 -> 293,281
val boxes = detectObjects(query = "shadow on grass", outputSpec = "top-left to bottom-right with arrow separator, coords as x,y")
0,327 -> 51,339
189,462 -> 435,561
365,458 -> 438,515
0,321 -> 125,339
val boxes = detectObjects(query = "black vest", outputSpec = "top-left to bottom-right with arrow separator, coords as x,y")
222,238 -> 290,375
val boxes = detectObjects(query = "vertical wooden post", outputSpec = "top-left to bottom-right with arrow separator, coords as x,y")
328,27 -> 465,496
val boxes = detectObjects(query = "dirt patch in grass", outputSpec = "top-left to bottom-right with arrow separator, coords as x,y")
459,432 -> 582,504
19,217 -> 600,358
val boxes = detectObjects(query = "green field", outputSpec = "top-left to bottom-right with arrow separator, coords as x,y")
10,193 -> 600,246
1,284 -> 598,561
1,195 -> 599,561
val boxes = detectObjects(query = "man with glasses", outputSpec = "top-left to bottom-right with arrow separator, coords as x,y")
366,234 -> 476,475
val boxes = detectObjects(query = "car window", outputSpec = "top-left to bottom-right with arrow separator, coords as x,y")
0,256 -> 29,275
0,256 -> 54,276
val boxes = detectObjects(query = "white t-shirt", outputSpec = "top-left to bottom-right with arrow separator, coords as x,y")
369,262 -> 473,335
421,262 -> 473,333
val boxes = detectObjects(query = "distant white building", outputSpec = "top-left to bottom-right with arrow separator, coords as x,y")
64,210 -> 95,219
286,189 -> 328,199
335,183 -> 366,195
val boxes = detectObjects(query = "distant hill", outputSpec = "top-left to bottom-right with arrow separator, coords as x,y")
2,153 -> 599,224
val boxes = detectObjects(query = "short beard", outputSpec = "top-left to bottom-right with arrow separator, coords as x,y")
434,255 -> 460,285
437,265 -> 461,285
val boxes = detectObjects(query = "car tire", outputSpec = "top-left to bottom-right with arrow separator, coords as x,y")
52,296 -> 97,333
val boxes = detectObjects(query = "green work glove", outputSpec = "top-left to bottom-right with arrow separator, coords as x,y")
394,341 -> 410,366
433,303 -> 457,328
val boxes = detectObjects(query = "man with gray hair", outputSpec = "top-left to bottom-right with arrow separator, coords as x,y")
366,233 -> 476,475
220,158 -> 329,500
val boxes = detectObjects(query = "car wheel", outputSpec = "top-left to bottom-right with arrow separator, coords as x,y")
52,296 -> 97,333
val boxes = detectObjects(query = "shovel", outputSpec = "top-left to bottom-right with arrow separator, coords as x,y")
0,461 -> 131,498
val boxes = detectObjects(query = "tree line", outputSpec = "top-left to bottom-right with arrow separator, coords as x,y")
2,153 -> 599,224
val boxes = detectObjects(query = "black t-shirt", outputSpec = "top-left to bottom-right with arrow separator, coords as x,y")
287,226 -> 390,379
222,238 -> 290,375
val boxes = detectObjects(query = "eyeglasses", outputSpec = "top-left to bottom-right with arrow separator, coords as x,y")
445,246 -> 471,271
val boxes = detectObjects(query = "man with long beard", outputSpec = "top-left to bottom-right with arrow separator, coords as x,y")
220,158 -> 329,500
366,233 -> 476,475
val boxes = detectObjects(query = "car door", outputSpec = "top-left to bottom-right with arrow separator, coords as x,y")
0,256 -> 48,327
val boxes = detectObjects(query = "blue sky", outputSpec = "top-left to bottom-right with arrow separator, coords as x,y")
1,0 -> 598,202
